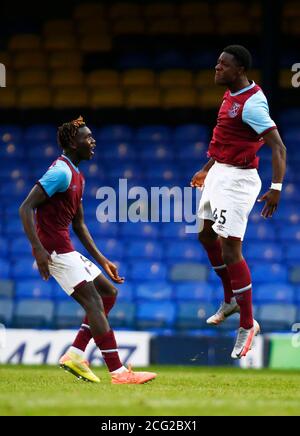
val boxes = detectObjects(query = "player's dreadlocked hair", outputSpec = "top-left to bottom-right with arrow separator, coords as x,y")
57,116 -> 86,150
223,45 -> 252,71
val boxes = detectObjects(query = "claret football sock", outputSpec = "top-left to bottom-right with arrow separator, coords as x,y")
94,329 -> 123,372
227,259 -> 253,329
102,295 -> 116,316
72,317 -> 91,352
203,239 -> 233,303
72,295 -> 117,352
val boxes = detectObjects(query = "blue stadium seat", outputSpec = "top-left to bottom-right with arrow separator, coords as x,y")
13,299 -> 54,328
52,281 -> 70,300
170,262 -> 208,282
15,279 -> 53,299
96,125 -> 133,142
251,264 -> 288,283
127,241 -> 162,260
135,125 -> 171,143
54,300 -> 85,328
174,283 -> 214,302
154,51 -> 187,69
160,222 -> 191,239
109,302 -> 136,328
129,261 -> 167,281
165,241 -> 205,261
294,287 -> 300,304
0,237 -> 8,256
255,283 -> 294,303
274,205 -> 300,223
284,246 -> 300,262
189,50 -> 219,68
0,259 -> 10,278
84,179 -> 108,199
245,242 -> 282,262
4,203 -> 21,216
115,282 -> 134,301
281,183 -> 300,202
84,220 -> 119,238
0,158 -> 25,171
176,302 -> 216,329
279,109 -> 300,126
12,258 -> 40,279
10,237 -> 31,255
139,143 -> 174,160
172,124 -> 208,142
1,181 -> 30,200
277,224 -> 300,243
257,304 -> 297,332
0,142 -> 24,159
177,141 -> 207,160
136,281 -> 173,300
108,162 -> 141,179
283,128 -> 300,142
0,298 -> 14,326
4,218 -> 25,236
211,285 -> 226,302
120,223 -> 159,239
118,53 -> 151,69
0,279 -> 14,298
101,142 -> 136,160
24,125 -> 56,142
0,126 -> 23,142
79,161 -> 106,181
28,142 -> 58,160
94,238 -> 124,259
136,301 -> 176,328
246,223 -> 277,241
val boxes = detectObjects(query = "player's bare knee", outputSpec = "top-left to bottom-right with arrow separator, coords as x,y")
110,286 -> 118,298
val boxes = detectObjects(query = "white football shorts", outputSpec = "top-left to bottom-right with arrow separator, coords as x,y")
197,161 -> 262,240
49,250 -> 102,296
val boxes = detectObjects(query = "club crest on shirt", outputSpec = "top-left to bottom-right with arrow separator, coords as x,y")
228,102 -> 241,118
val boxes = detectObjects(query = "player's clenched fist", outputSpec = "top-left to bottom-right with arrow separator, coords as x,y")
190,170 -> 208,188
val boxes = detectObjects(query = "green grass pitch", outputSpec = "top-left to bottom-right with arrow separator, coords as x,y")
0,365 -> 299,416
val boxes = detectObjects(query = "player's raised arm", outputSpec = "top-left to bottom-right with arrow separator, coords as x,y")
19,184 -> 52,280
258,129 -> 287,218
72,203 -> 125,284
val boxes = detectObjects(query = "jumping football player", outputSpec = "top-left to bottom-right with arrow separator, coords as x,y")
19,116 -> 156,384
191,45 -> 286,359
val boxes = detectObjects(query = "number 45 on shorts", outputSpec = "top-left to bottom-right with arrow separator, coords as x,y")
212,208 -> 227,224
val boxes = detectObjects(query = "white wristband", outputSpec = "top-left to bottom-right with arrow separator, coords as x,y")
270,183 -> 282,191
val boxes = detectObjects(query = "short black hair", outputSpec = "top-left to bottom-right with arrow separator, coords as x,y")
223,45 -> 252,71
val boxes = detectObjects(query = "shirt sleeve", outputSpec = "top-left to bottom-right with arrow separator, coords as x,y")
38,160 -> 72,197
242,90 -> 277,136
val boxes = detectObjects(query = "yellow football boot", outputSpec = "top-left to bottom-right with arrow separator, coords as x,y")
59,351 -> 100,383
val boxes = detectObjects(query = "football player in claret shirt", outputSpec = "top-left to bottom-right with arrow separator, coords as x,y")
19,116 -> 156,384
191,45 -> 286,359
